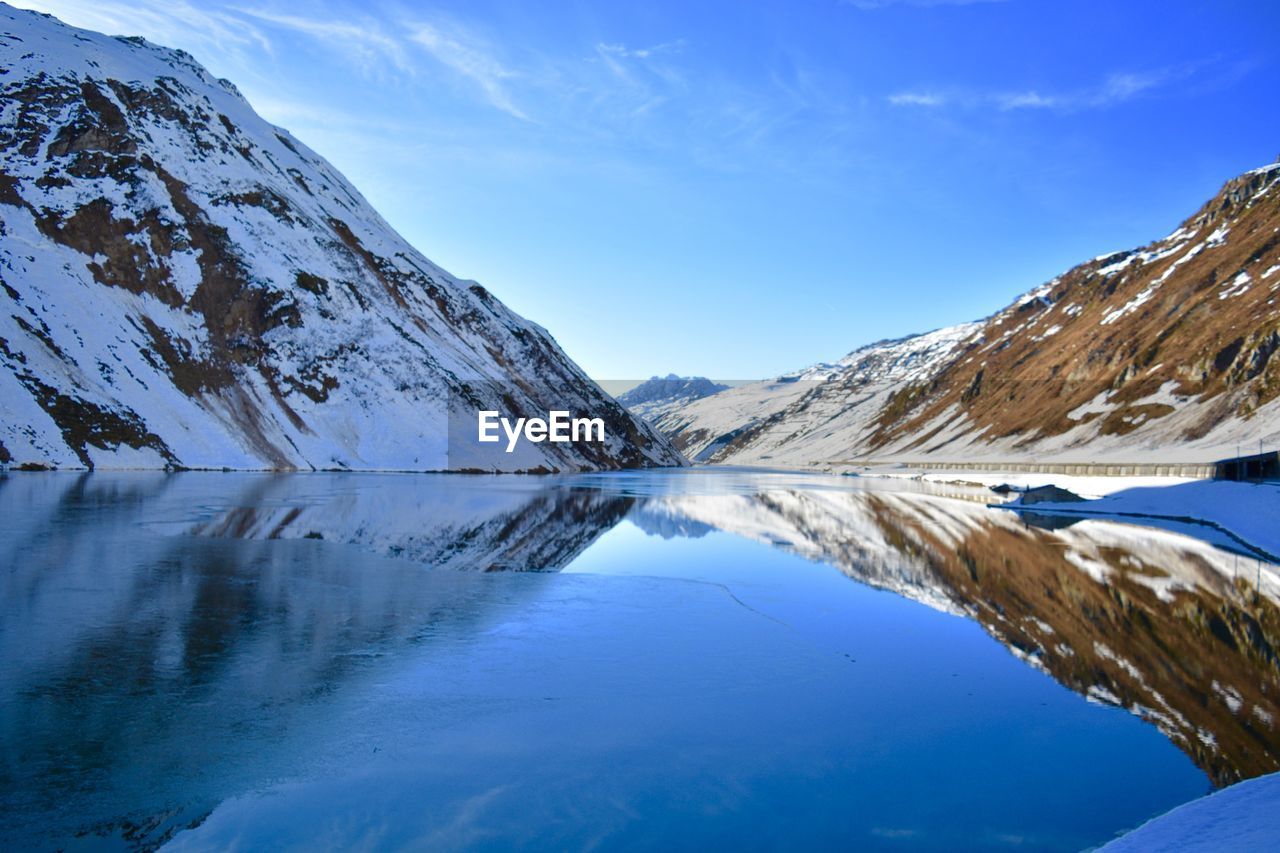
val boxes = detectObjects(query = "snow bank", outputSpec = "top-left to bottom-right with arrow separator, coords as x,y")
1001,480 -> 1280,560
1101,771 -> 1280,852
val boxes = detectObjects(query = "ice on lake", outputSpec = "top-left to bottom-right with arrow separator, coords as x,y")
1,469 -> 1277,850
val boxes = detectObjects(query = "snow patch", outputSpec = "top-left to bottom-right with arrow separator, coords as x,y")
1100,241 -> 1206,326
1219,270 -> 1252,300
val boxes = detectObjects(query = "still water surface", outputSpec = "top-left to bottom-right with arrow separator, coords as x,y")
1,469 -> 1277,850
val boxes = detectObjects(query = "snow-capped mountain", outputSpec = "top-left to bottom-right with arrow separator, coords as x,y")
656,162 -> 1280,467
616,374 -> 728,423
0,6 -> 685,472
654,324 -> 984,464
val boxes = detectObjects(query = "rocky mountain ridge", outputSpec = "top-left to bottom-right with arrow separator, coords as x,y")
655,161 -> 1280,467
617,374 -> 729,423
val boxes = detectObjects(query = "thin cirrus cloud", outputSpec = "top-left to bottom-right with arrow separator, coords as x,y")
234,14 -> 684,127
11,0 -> 937,175
596,40 -> 686,61
235,9 -> 414,76
888,66 -> 1195,112
408,21 -> 528,120
236,8 -> 530,120
10,0 -> 534,122
590,39 -> 687,106
14,0 -> 724,155
886,91 -> 945,107
10,0 -> 795,155
8,0 -> 270,59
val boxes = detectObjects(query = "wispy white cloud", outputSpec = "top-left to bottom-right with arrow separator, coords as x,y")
12,0 -> 544,131
408,20 -> 528,120
888,66 -> 1197,112
677,59 -> 868,177
992,90 -> 1057,110
236,8 -> 412,76
9,0 -> 270,61
573,39 -> 693,127
596,40 -> 685,61
591,39 -> 687,91
13,0 -> 866,178
15,0 -> 696,131
1096,70 -> 1168,102
887,91 -> 946,107
233,9 -> 530,120
997,68 -> 1184,110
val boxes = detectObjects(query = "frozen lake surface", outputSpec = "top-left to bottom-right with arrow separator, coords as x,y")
1,469 -> 1277,850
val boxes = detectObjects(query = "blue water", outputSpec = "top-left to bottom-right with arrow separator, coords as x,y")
2,470 -> 1275,850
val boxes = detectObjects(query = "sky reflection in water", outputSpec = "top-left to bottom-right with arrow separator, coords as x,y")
1,470 -> 1276,851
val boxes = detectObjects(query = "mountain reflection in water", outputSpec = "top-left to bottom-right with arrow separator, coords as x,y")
0,470 -> 1276,850
634,487 -> 1280,787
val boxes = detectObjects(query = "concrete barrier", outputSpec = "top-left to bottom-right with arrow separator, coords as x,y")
835,460 -> 1218,479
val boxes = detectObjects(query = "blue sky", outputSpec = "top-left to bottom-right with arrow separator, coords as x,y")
15,0 -> 1280,379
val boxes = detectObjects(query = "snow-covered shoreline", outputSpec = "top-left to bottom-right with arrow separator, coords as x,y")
995,480 -> 1280,561
1100,771 -> 1280,852
699,461 -> 1280,562
877,467 -> 1280,560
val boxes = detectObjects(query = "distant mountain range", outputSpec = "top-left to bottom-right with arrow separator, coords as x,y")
648,162 -> 1280,467
616,374 -> 729,422
0,6 -> 684,472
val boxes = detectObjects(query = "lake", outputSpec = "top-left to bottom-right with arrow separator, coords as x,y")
1,469 -> 1277,851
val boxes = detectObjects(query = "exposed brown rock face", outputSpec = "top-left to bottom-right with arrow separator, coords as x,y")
873,165 -> 1280,453
11,374 -> 174,468
0,7 -> 685,471
36,196 -> 186,308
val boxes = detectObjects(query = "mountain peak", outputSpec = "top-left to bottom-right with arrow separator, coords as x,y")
618,375 -> 729,423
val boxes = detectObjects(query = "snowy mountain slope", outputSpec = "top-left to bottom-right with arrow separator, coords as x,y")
656,163 -> 1280,467
0,5 -> 685,472
616,374 -> 728,423
654,323 -> 981,464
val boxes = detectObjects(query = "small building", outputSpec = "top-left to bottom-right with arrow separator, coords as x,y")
1016,485 -> 1087,505
1213,450 -> 1280,481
